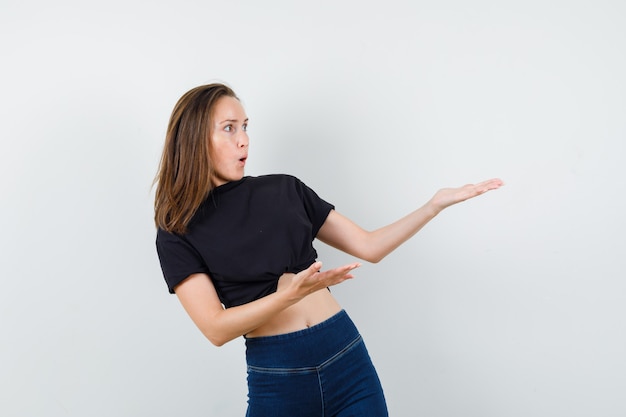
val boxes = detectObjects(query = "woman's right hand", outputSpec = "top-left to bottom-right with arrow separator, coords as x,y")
286,261 -> 360,300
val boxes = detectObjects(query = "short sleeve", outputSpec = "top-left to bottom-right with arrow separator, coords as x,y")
156,228 -> 209,293
294,177 -> 335,237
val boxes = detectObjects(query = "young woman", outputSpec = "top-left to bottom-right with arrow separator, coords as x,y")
154,83 -> 503,416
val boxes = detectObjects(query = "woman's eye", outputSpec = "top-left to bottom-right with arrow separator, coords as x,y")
242,123 -> 248,132
224,125 -> 232,132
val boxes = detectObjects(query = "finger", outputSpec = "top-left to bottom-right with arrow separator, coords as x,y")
335,262 -> 361,273
309,261 -> 322,272
318,263 -> 360,282
339,263 -> 361,280
299,261 -> 322,278
484,178 -> 504,187
476,178 -> 504,192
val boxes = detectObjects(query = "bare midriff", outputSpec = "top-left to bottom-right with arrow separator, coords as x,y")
245,272 -> 342,338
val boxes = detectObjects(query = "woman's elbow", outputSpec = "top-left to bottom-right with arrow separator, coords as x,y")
360,249 -> 386,264
205,332 -> 230,347
201,326 -> 235,347
353,238 -> 389,264
208,338 -> 227,347
366,254 -> 385,264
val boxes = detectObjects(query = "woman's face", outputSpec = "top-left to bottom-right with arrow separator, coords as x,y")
209,96 -> 249,187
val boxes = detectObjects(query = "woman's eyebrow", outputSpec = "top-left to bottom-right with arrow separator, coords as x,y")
219,117 -> 249,124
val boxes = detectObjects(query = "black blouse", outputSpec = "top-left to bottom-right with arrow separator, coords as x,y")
156,174 -> 334,308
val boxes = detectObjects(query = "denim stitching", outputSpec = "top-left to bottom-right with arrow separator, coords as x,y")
247,365 -> 317,375
319,334 -> 362,369
246,334 -> 362,377
317,368 -> 325,417
247,334 -> 363,376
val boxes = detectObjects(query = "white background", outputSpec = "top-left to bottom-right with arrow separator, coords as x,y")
1,1 -> 625,416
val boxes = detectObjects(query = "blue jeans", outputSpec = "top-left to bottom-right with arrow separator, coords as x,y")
245,310 -> 388,417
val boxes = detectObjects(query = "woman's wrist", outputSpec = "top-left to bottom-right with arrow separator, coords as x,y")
423,199 -> 444,217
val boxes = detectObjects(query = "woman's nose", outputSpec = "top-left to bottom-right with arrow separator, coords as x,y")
238,132 -> 249,148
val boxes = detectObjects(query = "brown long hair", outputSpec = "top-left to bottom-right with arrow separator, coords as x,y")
154,83 -> 238,234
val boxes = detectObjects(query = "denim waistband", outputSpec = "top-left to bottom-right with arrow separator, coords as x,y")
245,310 -> 360,368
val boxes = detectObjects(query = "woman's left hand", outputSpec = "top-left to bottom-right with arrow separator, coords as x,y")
428,178 -> 504,213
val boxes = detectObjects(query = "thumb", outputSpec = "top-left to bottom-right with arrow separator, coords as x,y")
309,261 -> 322,272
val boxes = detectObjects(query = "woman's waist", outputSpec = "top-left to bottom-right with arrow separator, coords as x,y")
244,309 -> 361,368
245,286 -> 342,338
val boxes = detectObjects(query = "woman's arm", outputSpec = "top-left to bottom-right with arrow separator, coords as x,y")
317,178 -> 503,263
174,261 -> 360,346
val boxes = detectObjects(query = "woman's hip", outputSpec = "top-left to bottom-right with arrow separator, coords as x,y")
245,310 -> 388,416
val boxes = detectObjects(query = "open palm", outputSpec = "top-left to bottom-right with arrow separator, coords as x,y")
429,178 -> 504,211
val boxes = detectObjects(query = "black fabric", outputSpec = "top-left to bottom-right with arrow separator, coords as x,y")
156,175 -> 334,308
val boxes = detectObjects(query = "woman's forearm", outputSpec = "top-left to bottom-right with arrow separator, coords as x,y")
205,289 -> 303,346
177,262 -> 358,346
364,201 -> 440,263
